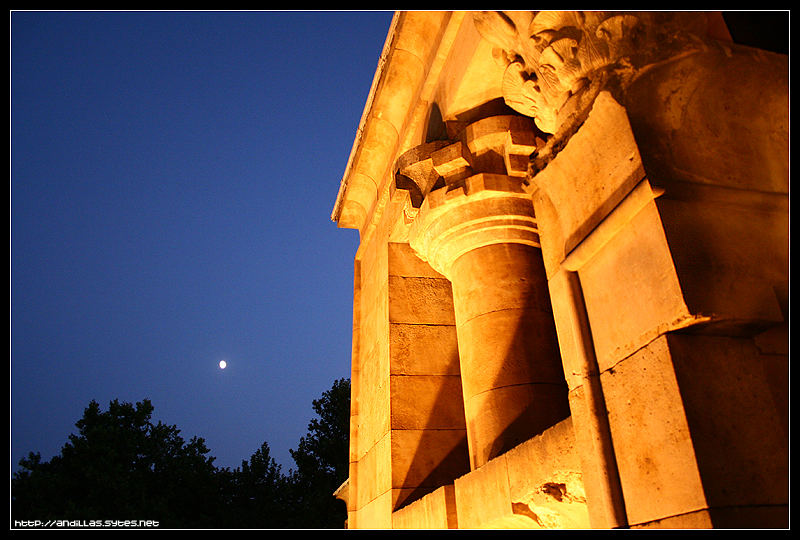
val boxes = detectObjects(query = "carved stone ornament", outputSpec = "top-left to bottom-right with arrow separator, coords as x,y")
473,11 -> 709,137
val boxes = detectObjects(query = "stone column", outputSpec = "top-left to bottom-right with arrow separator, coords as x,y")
400,116 -> 569,469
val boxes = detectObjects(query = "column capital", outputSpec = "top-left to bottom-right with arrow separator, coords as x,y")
409,173 -> 539,278
394,113 -> 544,277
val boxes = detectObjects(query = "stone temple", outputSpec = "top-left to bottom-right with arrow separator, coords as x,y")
330,11 -> 788,529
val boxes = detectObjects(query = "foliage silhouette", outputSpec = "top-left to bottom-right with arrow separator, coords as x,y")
220,442 -> 293,528
285,377 -> 350,528
12,378 -> 351,529
12,399 -> 221,527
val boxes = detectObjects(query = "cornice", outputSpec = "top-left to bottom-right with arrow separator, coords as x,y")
330,11 -> 464,242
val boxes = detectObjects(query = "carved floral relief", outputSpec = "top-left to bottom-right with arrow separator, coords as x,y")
473,11 -> 708,137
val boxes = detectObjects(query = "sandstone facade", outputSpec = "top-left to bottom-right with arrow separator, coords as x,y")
331,11 -> 788,529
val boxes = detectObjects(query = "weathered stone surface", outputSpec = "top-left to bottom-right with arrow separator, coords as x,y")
504,418 -> 590,529
624,43 -> 789,195
453,418 -> 589,529
389,323 -> 459,376
388,275 -> 456,325
393,484 -> 458,529
334,10 -> 788,530
631,510 -> 714,529
387,242 -> 445,278
389,375 -> 465,430
463,382 -> 568,467
665,333 -> 789,509
576,183 -> 691,371
353,433 -> 392,514
632,506 -> 788,529
449,243 -> 553,322
454,452 -> 512,528
529,91 -> 646,262
601,335 -> 707,526
455,309 -> 564,391
355,489 -> 393,529
656,190 -> 788,331
390,429 -> 469,500
566,385 -> 623,529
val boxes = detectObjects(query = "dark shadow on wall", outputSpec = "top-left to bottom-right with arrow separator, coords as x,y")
395,430 -> 470,511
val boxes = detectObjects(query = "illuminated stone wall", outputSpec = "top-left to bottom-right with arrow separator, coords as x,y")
332,11 -> 788,529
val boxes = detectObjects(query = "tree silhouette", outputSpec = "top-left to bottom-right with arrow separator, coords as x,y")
12,379 -> 351,529
285,377 -> 350,528
223,442 -> 292,528
11,399 -> 221,528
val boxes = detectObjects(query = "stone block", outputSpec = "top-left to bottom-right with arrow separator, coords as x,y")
530,91 -> 646,260
353,432 -> 392,512
601,335 -> 707,526
665,333 -> 789,509
566,384 -> 622,529
631,509 -> 713,529
503,417 -> 591,529
546,269 -> 587,392
504,129 -> 542,177
358,282 -> 387,351
655,190 -> 787,331
755,325 -> 789,441
631,504 -> 789,529
389,323 -> 460,376
392,495 -> 426,529
389,375 -> 466,430
580,330 -> 788,529
453,421 -> 588,529
431,140 -> 473,184
355,377 -> 389,461
359,263 -> 387,309
624,45 -> 788,195
355,489 -> 394,529
531,187 -> 568,280
576,190 -> 690,371
392,483 -> 460,528
454,453 -> 511,529
388,275 -> 456,325
425,484 -> 458,529
356,116 -> 401,200
390,429 -> 469,496
504,417 -> 581,498
388,242 -> 445,278
336,171 -> 377,231
360,237 -> 387,276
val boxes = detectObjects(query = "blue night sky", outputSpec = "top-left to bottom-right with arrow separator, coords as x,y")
11,11 -> 393,472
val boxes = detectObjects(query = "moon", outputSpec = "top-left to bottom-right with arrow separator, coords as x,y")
219,360 -> 227,370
